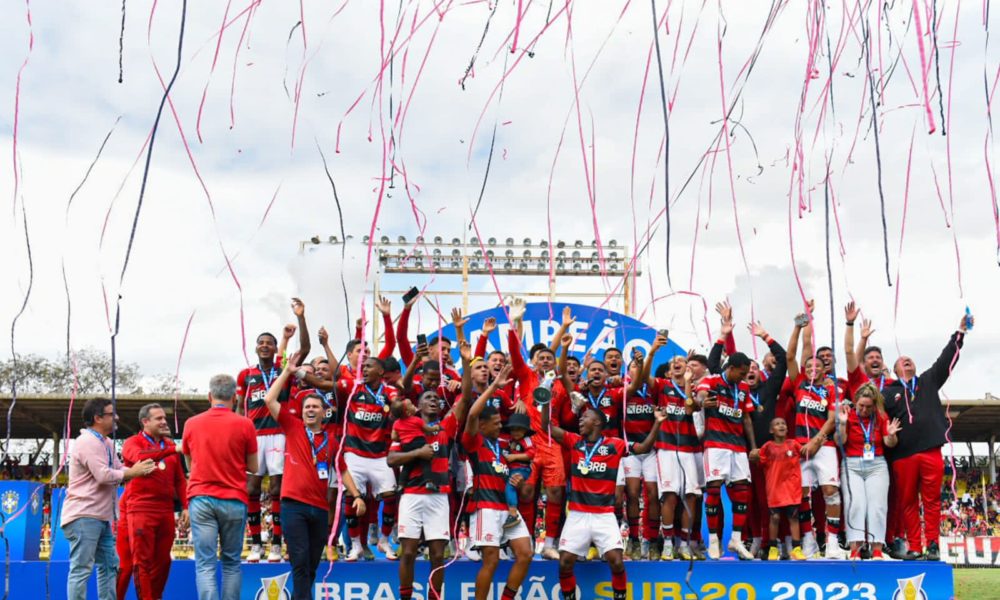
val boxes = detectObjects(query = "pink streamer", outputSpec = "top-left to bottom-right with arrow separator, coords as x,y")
172,311 -> 197,432
195,0 -> 235,143
910,0 -> 938,133
9,0 -> 33,217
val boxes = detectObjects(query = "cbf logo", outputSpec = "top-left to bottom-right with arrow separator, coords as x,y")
255,572 -> 290,600
892,573 -> 927,600
1,491 -> 18,515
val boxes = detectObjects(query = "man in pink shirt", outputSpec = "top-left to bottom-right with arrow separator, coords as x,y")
62,398 -> 155,600
183,374 -> 259,600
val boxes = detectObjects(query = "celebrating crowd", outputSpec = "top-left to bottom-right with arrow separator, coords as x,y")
60,294 -> 975,600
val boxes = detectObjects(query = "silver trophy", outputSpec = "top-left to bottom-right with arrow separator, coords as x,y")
533,370 -> 558,406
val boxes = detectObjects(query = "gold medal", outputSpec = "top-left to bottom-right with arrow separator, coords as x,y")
493,463 -> 503,474
863,443 -> 872,452
821,399 -> 828,408
579,466 -> 590,475
685,399 -> 693,407
157,461 -> 166,470
383,404 -> 390,413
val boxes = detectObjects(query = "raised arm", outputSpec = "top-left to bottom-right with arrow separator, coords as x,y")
799,299 -> 816,367
708,301 -> 735,374
475,317 -> 495,358
465,365 -> 511,437
642,332 -> 667,388
786,313 -> 806,382
855,318 -> 875,373
265,352 -> 301,421
291,297 -> 311,363
926,314 -> 971,385
401,344 -> 427,394
844,302 -> 860,373
509,296 -> 526,341
549,306 -> 576,353
835,401 -> 850,445
376,296 -> 396,360
557,333 -> 575,394
397,297 -> 417,366
278,323 -> 296,360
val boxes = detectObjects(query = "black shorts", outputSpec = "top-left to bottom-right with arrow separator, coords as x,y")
769,505 -> 799,518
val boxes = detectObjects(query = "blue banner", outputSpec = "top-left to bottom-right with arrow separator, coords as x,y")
0,481 -> 44,560
428,302 -> 686,374
22,559 -> 953,600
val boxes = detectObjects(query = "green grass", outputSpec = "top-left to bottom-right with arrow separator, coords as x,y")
953,568 -> 1000,599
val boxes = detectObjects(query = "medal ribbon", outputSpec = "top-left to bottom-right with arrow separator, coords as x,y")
365,383 -> 386,408
259,364 -> 277,389
581,436 -> 605,470
484,437 -> 503,466
141,432 -> 165,450
87,429 -> 113,468
587,388 -> 607,410
306,428 -> 329,462
859,414 -> 874,448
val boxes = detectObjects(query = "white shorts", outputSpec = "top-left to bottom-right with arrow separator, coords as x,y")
255,434 -> 285,476
558,511 -> 623,558
694,452 -> 706,487
397,493 -> 451,541
655,450 -> 702,497
343,452 -> 397,496
453,456 -> 473,492
623,451 -> 658,482
703,447 -> 751,484
469,508 -> 531,548
616,465 -> 625,487
800,445 -> 840,488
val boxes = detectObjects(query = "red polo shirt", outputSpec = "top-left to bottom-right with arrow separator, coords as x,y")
121,433 -> 187,513
183,407 -> 257,503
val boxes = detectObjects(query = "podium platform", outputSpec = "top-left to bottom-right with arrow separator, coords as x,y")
10,558 -> 953,599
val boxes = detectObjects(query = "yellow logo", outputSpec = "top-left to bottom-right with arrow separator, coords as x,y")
893,573 -> 928,600
1,491 -> 18,515
254,572 -> 290,600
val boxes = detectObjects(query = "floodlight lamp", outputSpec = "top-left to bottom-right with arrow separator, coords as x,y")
452,237 -> 462,245
503,261 -> 513,270
572,251 -> 581,260
486,249 -> 495,259
556,240 -> 566,248
591,264 -> 600,272
474,249 -> 483,257
523,237 -> 531,246
556,261 -> 566,271
363,235 -> 371,243
505,237 -> 515,246
573,263 -> 582,272
557,250 -> 567,259
505,249 -> 514,258
471,237 -> 479,245
381,236 -> 391,244
398,236 -> 406,244
609,263 -> 620,272
540,240 -> 549,248
451,260 -> 461,269
522,249 -> 531,258
610,251 -> 618,260
451,249 -> 461,257
541,250 -> 550,259
488,237 -> 497,245
519,262 -> 528,271
536,261 -> 546,271
434,235 -> 443,244
609,239 -> 618,247
470,260 -> 480,270
574,240 -> 583,248
310,236 -> 321,244
416,236 -> 425,244
329,236 -> 338,243
591,252 -> 599,260
433,248 -> 442,256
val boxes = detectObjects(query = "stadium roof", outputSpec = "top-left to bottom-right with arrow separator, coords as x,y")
0,392 -> 998,443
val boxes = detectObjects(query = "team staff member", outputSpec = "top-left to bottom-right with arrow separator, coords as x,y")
541,391 -> 665,600
264,353 -> 366,599
185,375 -> 258,600
120,404 -> 188,600
883,311 -> 972,561
237,298 -> 311,562
63,398 -> 155,600
389,385 -> 469,600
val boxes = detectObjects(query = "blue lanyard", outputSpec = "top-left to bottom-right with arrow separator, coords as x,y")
484,437 -> 503,464
365,384 -> 385,407
868,374 -> 885,391
306,428 -> 329,460
258,364 -> 277,389
87,429 -> 113,468
721,372 -> 739,406
670,380 -> 687,400
859,415 -> 875,445
749,390 -> 761,408
634,384 -> 647,399
141,433 -> 165,450
806,384 -> 828,399
582,436 -> 605,467
903,376 -> 918,396
587,388 -> 606,409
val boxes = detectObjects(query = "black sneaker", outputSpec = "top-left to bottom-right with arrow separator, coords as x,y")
903,550 -> 923,560
920,541 -> 940,561
888,537 -> 908,560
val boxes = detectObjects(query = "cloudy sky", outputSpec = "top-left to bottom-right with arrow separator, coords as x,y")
0,0 -> 996,400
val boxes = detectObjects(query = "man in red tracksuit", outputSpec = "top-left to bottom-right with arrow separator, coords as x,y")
121,403 -> 188,600
882,312 -> 972,561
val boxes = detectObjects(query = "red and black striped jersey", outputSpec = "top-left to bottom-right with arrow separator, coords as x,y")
655,378 -> 700,452
696,374 -> 754,452
341,381 -> 398,458
393,413 -> 457,495
623,380 -> 661,445
561,432 -> 628,514
237,360 -> 289,435
580,386 -> 624,438
461,431 -> 509,511
500,434 -> 535,469
792,374 -> 834,447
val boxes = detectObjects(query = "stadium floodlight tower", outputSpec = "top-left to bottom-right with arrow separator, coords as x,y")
299,234 -> 641,351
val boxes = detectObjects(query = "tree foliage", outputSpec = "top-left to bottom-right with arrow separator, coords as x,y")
0,348 -> 193,395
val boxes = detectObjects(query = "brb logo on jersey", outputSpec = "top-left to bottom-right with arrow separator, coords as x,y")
577,460 -> 607,473
718,404 -> 744,419
354,410 -> 385,423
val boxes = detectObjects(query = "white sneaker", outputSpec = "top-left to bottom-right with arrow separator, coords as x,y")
728,537 -> 754,560
498,548 -> 510,561
378,537 -> 398,560
676,544 -> 693,560
749,537 -> 762,557
640,539 -> 650,559
267,546 -> 282,562
541,546 -> 560,560
367,524 -> 379,546
660,543 -> 675,561
344,546 -> 362,562
246,544 -> 263,563
802,533 -> 820,558
825,542 -> 847,560
707,537 -> 722,559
